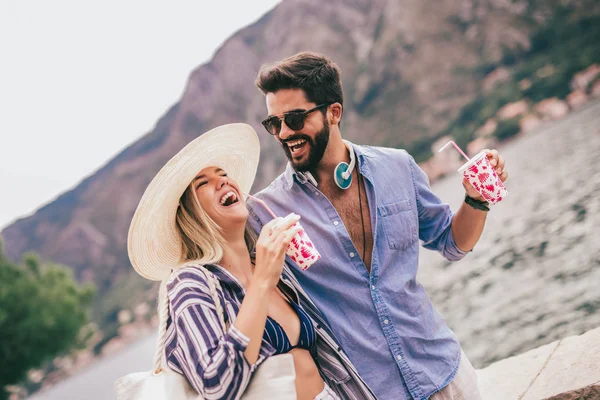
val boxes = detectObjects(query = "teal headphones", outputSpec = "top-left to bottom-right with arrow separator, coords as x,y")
333,140 -> 356,190
302,140 -> 356,190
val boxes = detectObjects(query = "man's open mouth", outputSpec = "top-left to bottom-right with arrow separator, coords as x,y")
287,139 -> 308,154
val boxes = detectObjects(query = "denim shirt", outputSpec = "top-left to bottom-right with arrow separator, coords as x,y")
247,143 -> 467,400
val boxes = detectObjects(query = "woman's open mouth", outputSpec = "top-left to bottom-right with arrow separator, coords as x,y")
219,191 -> 239,207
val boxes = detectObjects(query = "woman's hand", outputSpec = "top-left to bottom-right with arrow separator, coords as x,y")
253,213 -> 301,288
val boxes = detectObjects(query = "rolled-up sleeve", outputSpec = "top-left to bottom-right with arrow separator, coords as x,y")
167,272 -> 272,400
408,155 -> 468,262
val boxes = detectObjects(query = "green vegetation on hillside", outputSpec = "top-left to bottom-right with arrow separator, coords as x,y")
442,7 -> 600,149
0,242 -> 94,399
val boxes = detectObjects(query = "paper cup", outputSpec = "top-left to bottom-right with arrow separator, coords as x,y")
287,221 -> 321,270
458,151 -> 508,205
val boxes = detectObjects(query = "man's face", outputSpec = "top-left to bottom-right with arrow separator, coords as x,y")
265,89 -> 330,172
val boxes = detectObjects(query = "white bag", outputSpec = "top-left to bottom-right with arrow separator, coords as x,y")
114,268 -> 297,400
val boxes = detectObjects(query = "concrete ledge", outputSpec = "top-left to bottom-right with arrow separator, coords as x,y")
477,327 -> 600,399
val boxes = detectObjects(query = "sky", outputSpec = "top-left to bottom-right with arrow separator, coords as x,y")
0,0 -> 281,230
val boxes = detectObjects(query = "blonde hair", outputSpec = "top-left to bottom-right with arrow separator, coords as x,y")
175,183 -> 256,264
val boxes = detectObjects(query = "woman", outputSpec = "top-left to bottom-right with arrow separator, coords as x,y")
127,124 -> 357,400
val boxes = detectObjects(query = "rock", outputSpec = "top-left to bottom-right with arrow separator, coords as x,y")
522,327 -> 600,400
537,64 -> 556,79
134,302 -> 150,319
28,369 -> 45,384
419,159 -> 449,182
101,337 -> 125,357
478,327 -> 600,400
483,67 -> 511,93
73,350 -> 94,371
420,136 -> 464,181
547,386 -> 600,400
497,99 -> 529,120
566,90 -> 588,109
591,80 -> 600,98
118,323 -> 140,340
570,64 -> 600,91
519,114 -> 542,133
475,118 -> 497,138
117,309 -> 132,325
534,98 -> 569,120
467,137 -> 498,157
519,78 -> 532,90
477,340 -> 560,400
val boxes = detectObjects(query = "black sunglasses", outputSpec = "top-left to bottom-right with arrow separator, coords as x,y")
261,103 -> 331,135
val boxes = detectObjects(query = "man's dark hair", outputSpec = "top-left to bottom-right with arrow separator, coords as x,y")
255,52 -> 344,113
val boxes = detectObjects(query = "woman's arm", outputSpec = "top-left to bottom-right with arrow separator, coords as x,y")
168,215 -> 301,400
235,214 -> 301,363
169,272 -> 257,400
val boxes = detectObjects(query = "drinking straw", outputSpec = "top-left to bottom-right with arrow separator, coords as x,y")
438,140 -> 470,162
244,193 -> 278,219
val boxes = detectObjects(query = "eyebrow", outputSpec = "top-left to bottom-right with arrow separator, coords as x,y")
267,108 -> 308,118
193,168 -> 225,182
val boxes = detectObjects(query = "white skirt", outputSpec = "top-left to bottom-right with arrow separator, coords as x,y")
314,383 -> 341,400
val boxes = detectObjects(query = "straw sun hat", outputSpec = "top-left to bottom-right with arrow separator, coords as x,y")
127,123 -> 260,281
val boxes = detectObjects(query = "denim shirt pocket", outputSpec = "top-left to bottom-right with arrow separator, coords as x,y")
378,199 -> 418,251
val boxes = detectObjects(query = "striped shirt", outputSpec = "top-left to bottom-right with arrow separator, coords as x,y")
164,263 -> 377,400
263,298 -> 317,354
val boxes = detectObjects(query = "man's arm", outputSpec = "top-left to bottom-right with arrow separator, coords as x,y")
451,149 -> 508,252
451,202 -> 488,252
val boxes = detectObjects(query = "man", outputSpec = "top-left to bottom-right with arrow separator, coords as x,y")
247,52 -> 507,399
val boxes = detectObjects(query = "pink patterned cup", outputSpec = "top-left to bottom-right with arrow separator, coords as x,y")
247,192 -> 322,271
458,151 -> 508,205
287,221 -> 321,270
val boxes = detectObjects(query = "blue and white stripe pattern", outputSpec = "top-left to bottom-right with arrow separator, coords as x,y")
164,264 -> 377,400
263,295 -> 317,354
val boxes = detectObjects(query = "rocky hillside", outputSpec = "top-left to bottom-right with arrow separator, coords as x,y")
2,0 -> 597,324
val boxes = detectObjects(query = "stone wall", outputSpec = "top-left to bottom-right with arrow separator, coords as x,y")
477,327 -> 600,399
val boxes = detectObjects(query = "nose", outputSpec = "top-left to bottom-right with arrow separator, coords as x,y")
217,175 -> 228,189
277,119 -> 295,141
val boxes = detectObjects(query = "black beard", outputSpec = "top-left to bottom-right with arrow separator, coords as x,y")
281,120 -> 330,173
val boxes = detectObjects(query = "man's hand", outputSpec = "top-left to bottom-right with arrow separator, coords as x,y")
463,149 -> 508,201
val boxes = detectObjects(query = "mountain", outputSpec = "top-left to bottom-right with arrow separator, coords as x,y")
2,0 -> 598,324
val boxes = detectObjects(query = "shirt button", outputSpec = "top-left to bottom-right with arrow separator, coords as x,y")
333,221 -> 339,226
384,319 -> 389,325
396,355 -> 402,361
315,192 -> 320,196
371,285 -> 375,290
349,252 -> 355,258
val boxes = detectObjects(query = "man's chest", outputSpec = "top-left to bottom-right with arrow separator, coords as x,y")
320,182 -> 374,266
332,195 -> 371,237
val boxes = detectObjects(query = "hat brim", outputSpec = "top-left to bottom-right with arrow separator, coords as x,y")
127,123 -> 260,281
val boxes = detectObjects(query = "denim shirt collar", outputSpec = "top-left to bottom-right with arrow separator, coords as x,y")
282,141 -> 375,190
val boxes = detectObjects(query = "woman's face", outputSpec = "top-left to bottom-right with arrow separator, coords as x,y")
192,166 -> 248,229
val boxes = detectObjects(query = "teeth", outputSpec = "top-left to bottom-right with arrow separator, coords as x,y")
288,139 -> 306,148
219,191 -> 237,205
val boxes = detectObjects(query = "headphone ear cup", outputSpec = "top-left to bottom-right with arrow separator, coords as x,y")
334,162 -> 353,190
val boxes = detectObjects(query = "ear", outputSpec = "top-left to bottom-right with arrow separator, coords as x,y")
329,103 -> 343,125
